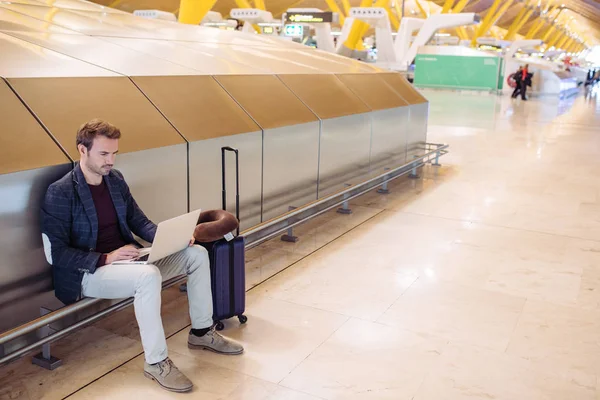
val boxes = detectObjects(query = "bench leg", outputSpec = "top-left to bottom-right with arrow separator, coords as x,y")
337,200 -> 353,214
32,307 -> 62,370
377,168 -> 391,194
281,206 -> 299,243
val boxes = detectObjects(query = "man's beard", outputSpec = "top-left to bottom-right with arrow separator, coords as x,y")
87,160 -> 112,176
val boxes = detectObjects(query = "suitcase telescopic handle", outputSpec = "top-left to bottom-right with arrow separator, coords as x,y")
221,146 -> 240,236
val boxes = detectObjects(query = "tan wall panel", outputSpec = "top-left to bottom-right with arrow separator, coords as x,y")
0,80 -> 70,174
8,76 -> 185,160
214,75 -> 318,130
379,72 -> 428,105
278,74 -> 369,119
0,33 -> 117,78
336,73 -> 409,111
132,75 -> 260,141
0,7 -> 80,34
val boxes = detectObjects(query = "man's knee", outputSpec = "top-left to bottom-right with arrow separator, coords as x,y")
136,264 -> 162,291
185,245 -> 210,274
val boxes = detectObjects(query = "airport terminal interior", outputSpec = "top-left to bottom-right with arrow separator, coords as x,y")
1,0 -> 600,398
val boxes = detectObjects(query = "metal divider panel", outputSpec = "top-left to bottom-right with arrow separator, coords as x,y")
242,47 -> 375,73
132,76 -> 261,141
0,7 -> 81,34
214,75 -> 319,130
0,33 -> 117,78
379,72 -> 428,105
29,0 -> 124,13
101,37 -> 265,75
336,73 -> 409,111
181,43 -> 323,74
0,3 -> 145,37
278,74 -> 370,119
74,11 -> 284,46
3,31 -> 197,76
8,76 -> 186,160
287,49 -> 384,73
0,79 -> 70,175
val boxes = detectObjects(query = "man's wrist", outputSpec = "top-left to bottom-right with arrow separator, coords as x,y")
97,254 -> 108,268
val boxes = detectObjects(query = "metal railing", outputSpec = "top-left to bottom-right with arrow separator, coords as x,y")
0,142 -> 448,367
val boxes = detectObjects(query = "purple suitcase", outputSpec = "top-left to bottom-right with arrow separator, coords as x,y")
208,146 -> 247,331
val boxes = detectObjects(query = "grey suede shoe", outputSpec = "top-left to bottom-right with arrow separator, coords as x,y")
144,358 -> 193,393
188,329 -> 244,355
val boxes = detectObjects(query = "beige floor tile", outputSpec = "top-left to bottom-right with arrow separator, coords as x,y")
377,279 -> 526,351
506,300 -> 600,389
413,344 -> 596,400
0,326 -> 141,400
246,246 -> 306,290
483,256 -> 582,306
245,205 -> 383,290
167,293 -> 349,383
251,244 -> 419,320
566,239 -> 600,310
225,377 -> 324,400
68,351 -> 248,400
280,318 -> 447,400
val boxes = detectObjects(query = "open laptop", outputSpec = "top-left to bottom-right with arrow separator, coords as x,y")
113,209 -> 201,265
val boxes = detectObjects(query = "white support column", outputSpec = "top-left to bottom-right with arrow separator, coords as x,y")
395,18 -> 425,70
230,8 -> 274,33
505,39 -> 543,60
284,8 -> 336,53
399,13 -> 480,69
347,7 -> 396,67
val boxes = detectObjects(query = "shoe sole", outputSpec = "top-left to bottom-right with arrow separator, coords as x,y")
143,371 -> 193,393
187,342 -> 244,355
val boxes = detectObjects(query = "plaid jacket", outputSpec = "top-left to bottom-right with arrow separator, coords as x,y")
41,164 -> 157,305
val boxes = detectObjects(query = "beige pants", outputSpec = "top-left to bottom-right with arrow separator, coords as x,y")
82,245 -> 213,364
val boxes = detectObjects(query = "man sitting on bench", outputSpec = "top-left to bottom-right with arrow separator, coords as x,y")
41,119 -> 243,393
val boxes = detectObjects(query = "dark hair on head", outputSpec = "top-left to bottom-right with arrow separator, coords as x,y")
76,119 -> 121,151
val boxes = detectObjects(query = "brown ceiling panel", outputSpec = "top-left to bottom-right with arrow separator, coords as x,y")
278,74 -> 369,119
214,75 -> 318,130
132,75 -> 261,141
379,72 -> 428,105
8,76 -> 185,160
0,79 -> 70,175
336,73 -> 408,111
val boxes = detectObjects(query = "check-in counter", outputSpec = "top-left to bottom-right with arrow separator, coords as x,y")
337,73 -> 411,176
380,72 -> 429,161
0,78 -> 71,340
215,75 -> 320,221
7,76 -> 189,223
279,74 -> 372,198
132,75 -> 263,230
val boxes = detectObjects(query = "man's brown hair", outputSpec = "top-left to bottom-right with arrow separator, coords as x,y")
76,119 -> 121,151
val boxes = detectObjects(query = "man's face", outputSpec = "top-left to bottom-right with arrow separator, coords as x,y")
79,136 -> 119,176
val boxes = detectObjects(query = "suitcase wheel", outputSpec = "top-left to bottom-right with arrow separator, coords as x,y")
215,321 -> 225,331
238,315 -> 248,324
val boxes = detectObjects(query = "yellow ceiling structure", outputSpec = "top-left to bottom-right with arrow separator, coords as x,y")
91,0 -> 600,49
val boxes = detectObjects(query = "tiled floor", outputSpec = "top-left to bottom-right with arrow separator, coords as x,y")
3,88 -> 600,400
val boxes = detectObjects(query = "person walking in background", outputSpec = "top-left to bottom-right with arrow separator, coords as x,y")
511,66 -> 523,99
520,64 -> 533,101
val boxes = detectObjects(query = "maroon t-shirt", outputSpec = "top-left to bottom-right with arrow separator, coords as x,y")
88,180 -> 129,266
